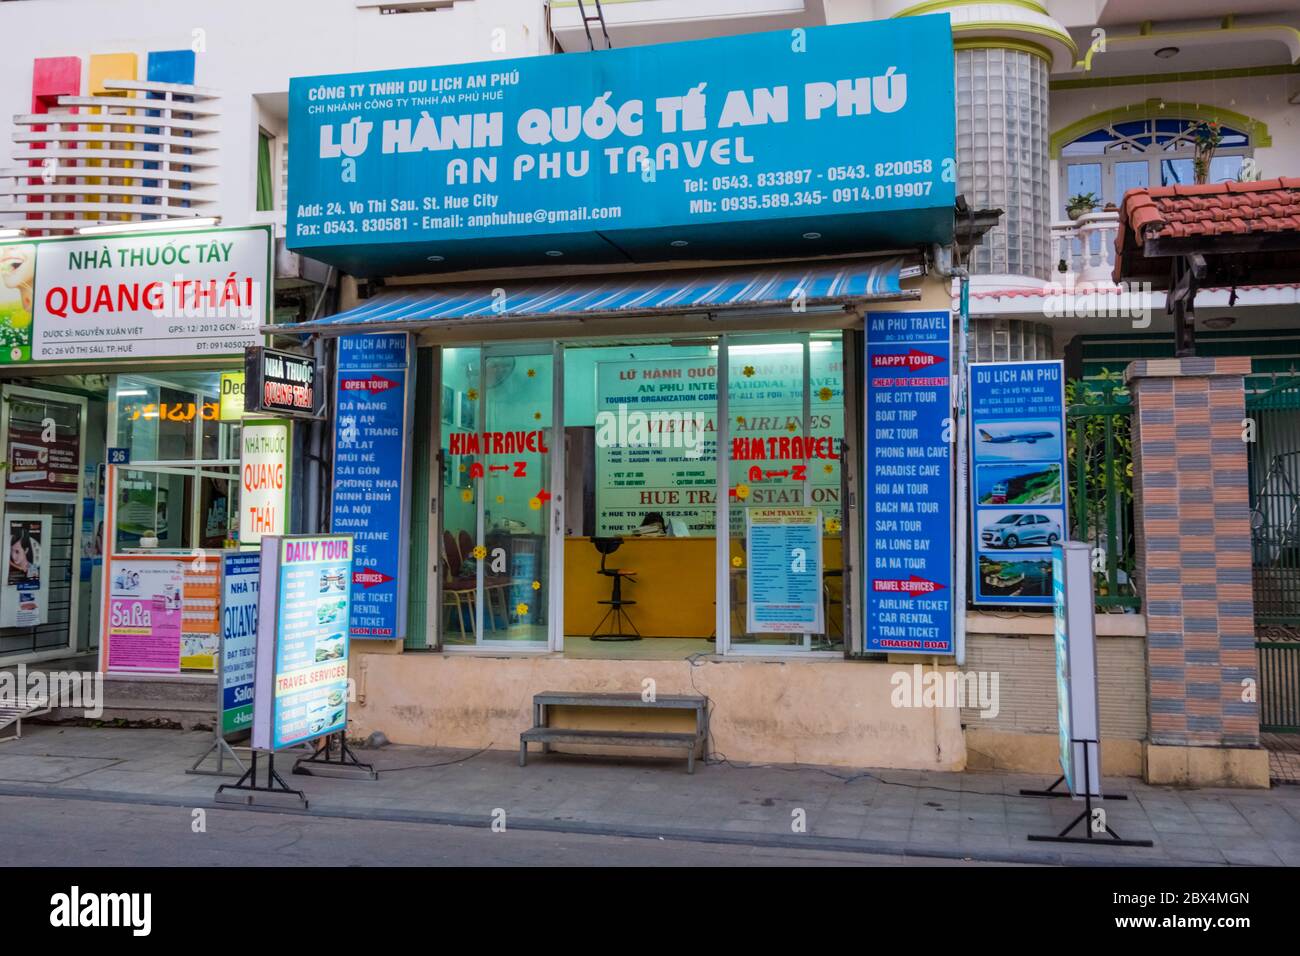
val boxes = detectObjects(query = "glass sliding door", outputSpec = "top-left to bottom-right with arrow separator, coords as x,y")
439,343 -> 557,648
720,332 -> 846,653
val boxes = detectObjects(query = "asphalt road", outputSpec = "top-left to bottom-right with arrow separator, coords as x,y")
0,794 -> 1014,867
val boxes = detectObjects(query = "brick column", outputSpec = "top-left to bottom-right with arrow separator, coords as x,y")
1126,356 -> 1267,787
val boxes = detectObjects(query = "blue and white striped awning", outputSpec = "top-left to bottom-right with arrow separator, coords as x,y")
276,256 -> 916,335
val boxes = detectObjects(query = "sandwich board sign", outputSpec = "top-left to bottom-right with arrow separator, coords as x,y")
251,534 -> 354,751
1053,541 -> 1102,798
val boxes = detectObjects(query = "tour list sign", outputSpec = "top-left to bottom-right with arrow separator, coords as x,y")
330,333 -> 413,640
863,310 -> 953,654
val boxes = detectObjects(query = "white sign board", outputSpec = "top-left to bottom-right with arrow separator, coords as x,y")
1053,541 -> 1102,798
0,225 -> 270,365
239,419 -> 291,547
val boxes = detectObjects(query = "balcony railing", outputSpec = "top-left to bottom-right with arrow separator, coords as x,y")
1050,210 -> 1121,286
0,78 -> 220,234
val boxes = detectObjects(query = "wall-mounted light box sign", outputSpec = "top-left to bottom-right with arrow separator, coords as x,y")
0,225 -> 272,365
287,16 -> 955,275
244,347 -> 322,418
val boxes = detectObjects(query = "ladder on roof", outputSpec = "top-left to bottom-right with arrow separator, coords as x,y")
574,0 -> 612,50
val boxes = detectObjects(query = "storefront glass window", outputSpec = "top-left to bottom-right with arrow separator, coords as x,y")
561,340 -> 719,649
439,345 -> 552,646
109,372 -> 240,553
726,333 -> 845,652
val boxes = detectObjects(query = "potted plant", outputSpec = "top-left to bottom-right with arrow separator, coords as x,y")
1066,192 -> 1100,220
1189,120 -> 1222,184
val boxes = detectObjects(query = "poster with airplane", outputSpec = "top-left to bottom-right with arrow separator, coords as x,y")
968,361 -> 1068,605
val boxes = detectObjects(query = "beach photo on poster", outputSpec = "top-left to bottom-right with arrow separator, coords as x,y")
975,462 -> 1062,505
978,555 -> 1053,599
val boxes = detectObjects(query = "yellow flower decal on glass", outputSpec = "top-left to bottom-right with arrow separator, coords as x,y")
528,496 -> 542,510
823,463 -> 834,474
533,411 -> 542,420
516,602 -> 529,617
467,388 -> 478,401
818,387 -> 833,402
825,517 -> 842,534
734,483 -> 750,500
496,494 -> 505,504
742,365 -> 756,378
460,488 -> 473,503
531,580 -> 541,591
459,462 -> 467,473
731,555 -> 743,568
526,368 -> 536,377
736,415 -> 746,426
786,421 -> 798,432
471,545 -> 487,560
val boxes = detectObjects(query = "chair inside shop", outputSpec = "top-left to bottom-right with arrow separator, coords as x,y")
590,536 -> 639,641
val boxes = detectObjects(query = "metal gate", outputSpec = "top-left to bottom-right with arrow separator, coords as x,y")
1246,378 -> 1300,732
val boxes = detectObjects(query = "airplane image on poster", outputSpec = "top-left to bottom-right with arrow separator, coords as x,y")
977,427 -> 1055,444
971,419 -> 1062,462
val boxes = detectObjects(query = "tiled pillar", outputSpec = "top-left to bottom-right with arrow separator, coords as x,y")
1126,356 -> 1267,787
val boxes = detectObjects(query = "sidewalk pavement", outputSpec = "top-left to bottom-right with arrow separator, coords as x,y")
1,725 -> 1298,866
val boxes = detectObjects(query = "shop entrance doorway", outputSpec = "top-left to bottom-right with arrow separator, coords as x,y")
0,384 -> 89,663
438,342 -> 562,649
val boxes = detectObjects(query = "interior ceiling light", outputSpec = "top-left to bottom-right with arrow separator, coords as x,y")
545,250 -> 563,257
1154,47 -> 1180,59
803,232 -> 822,240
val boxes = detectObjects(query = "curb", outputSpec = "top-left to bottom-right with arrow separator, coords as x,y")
0,780 -> 1178,867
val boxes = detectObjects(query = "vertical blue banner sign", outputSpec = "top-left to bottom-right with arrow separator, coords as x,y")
969,360 -> 1068,605
220,551 -> 260,737
864,310 -> 953,654
331,333 -> 414,640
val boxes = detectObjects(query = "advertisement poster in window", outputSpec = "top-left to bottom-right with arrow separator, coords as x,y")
2,513 -> 51,627
181,560 -> 221,671
594,354 -> 843,536
104,557 -> 185,674
251,534 -> 354,751
969,361 -> 1068,605
6,416 -> 80,501
746,507 -> 824,633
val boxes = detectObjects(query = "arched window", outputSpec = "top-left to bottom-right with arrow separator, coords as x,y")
1059,118 -> 1253,215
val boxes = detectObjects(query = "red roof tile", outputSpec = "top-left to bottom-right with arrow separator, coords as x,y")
1114,177 -> 1300,284
1118,177 -> 1300,244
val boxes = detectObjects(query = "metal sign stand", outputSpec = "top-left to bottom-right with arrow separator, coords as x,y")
1021,738 -> 1153,847
215,750 -> 309,808
187,731 -> 248,777
292,730 -> 376,780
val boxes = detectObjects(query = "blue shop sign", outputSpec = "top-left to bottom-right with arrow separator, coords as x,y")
330,333 -> 414,640
864,310 -> 953,655
288,16 -> 955,274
